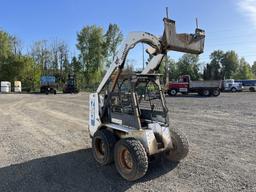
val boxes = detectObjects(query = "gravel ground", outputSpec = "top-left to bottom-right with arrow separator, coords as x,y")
0,92 -> 255,192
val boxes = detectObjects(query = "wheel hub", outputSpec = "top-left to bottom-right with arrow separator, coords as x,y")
120,148 -> 133,171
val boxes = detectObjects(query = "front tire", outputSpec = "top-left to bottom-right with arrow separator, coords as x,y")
114,138 -> 148,181
168,89 -> 177,96
231,87 -> 237,92
165,128 -> 189,162
92,129 -> 116,165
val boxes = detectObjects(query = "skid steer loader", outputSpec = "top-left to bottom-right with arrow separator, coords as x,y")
88,17 -> 205,181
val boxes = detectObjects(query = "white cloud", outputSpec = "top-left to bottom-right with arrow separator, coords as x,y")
238,0 -> 256,27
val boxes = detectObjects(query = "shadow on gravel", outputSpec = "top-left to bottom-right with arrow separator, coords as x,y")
166,95 -> 206,98
0,149 -> 178,192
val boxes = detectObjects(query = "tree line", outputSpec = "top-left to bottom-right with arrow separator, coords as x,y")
161,51 -> 256,83
0,24 -> 122,91
1,25 -> 256,92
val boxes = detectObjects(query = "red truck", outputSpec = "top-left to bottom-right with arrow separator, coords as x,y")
166,75 -> 221,97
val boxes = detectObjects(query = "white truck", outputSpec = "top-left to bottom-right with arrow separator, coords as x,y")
222,79 -> 242,92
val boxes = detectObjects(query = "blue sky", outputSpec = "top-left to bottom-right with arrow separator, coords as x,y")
1,0 -> 256,69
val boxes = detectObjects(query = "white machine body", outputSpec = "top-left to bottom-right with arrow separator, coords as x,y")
88,17 -> 205,156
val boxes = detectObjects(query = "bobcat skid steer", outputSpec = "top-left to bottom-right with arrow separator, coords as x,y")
88,17 -> 205,181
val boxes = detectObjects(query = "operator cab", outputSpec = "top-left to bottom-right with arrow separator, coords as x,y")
102,73 -> 169,129
134,74 -> 169,127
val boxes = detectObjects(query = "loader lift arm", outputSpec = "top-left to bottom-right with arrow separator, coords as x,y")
97,17 -> 205,94
96,32 -> 162,94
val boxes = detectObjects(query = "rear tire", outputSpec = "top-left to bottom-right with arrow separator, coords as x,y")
202,89 -> 210,97
212,89 -> 220,97
249,87 -> 255,92
114,138 -> 148,181
165,128 -> 189,162
168,89 -> 177,96
92,129 -> 116,165
198,91 -> 204,96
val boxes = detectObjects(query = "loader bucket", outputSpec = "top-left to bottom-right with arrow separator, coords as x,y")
162,18 -> 205,54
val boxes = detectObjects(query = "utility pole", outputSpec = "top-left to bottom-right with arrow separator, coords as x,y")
165,7 -> 170,85
142,43 -> 145,70
165,55 -> 170,85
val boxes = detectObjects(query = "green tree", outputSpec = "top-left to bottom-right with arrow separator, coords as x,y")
53,41 -> 69,84
30,40 -> 50,73
221,51 -> 239,79
168,58 -> 178,81
157,55 -> 177,83
30,39 -> 70,86
0,31 -> 30,84
70,56 -> 82,88
176,54 -> 200,80
0,30 -> 13,60
104,24 -> 123,67
252,61 -> 256,77
203,50 -> 224,80
76,25 -> 105,85
71,56 -> 81,74
1,55 -> 41,88
10,36 -> 22,55
232,58 -> 254,80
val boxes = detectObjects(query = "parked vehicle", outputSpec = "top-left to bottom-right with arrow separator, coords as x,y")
63,74 -> 79,93
167,75 -> 221,97
40,76 -> 57,94
235,80 -> 256,92
14,81 -> 22,93
222,79 -> 242,92
0,81 -> 11,93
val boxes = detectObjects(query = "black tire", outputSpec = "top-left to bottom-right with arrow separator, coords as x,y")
114,138 -> 148,181
92,129 -> 116,165
53,90 -> 57,95
168,89 -> 177,96
231,87 -> 237,92
198,91 -> 204,96
211,89 -> 220,97
165,128 -> 189,162
249,87 -> 255,92
202,89 -> 210,97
